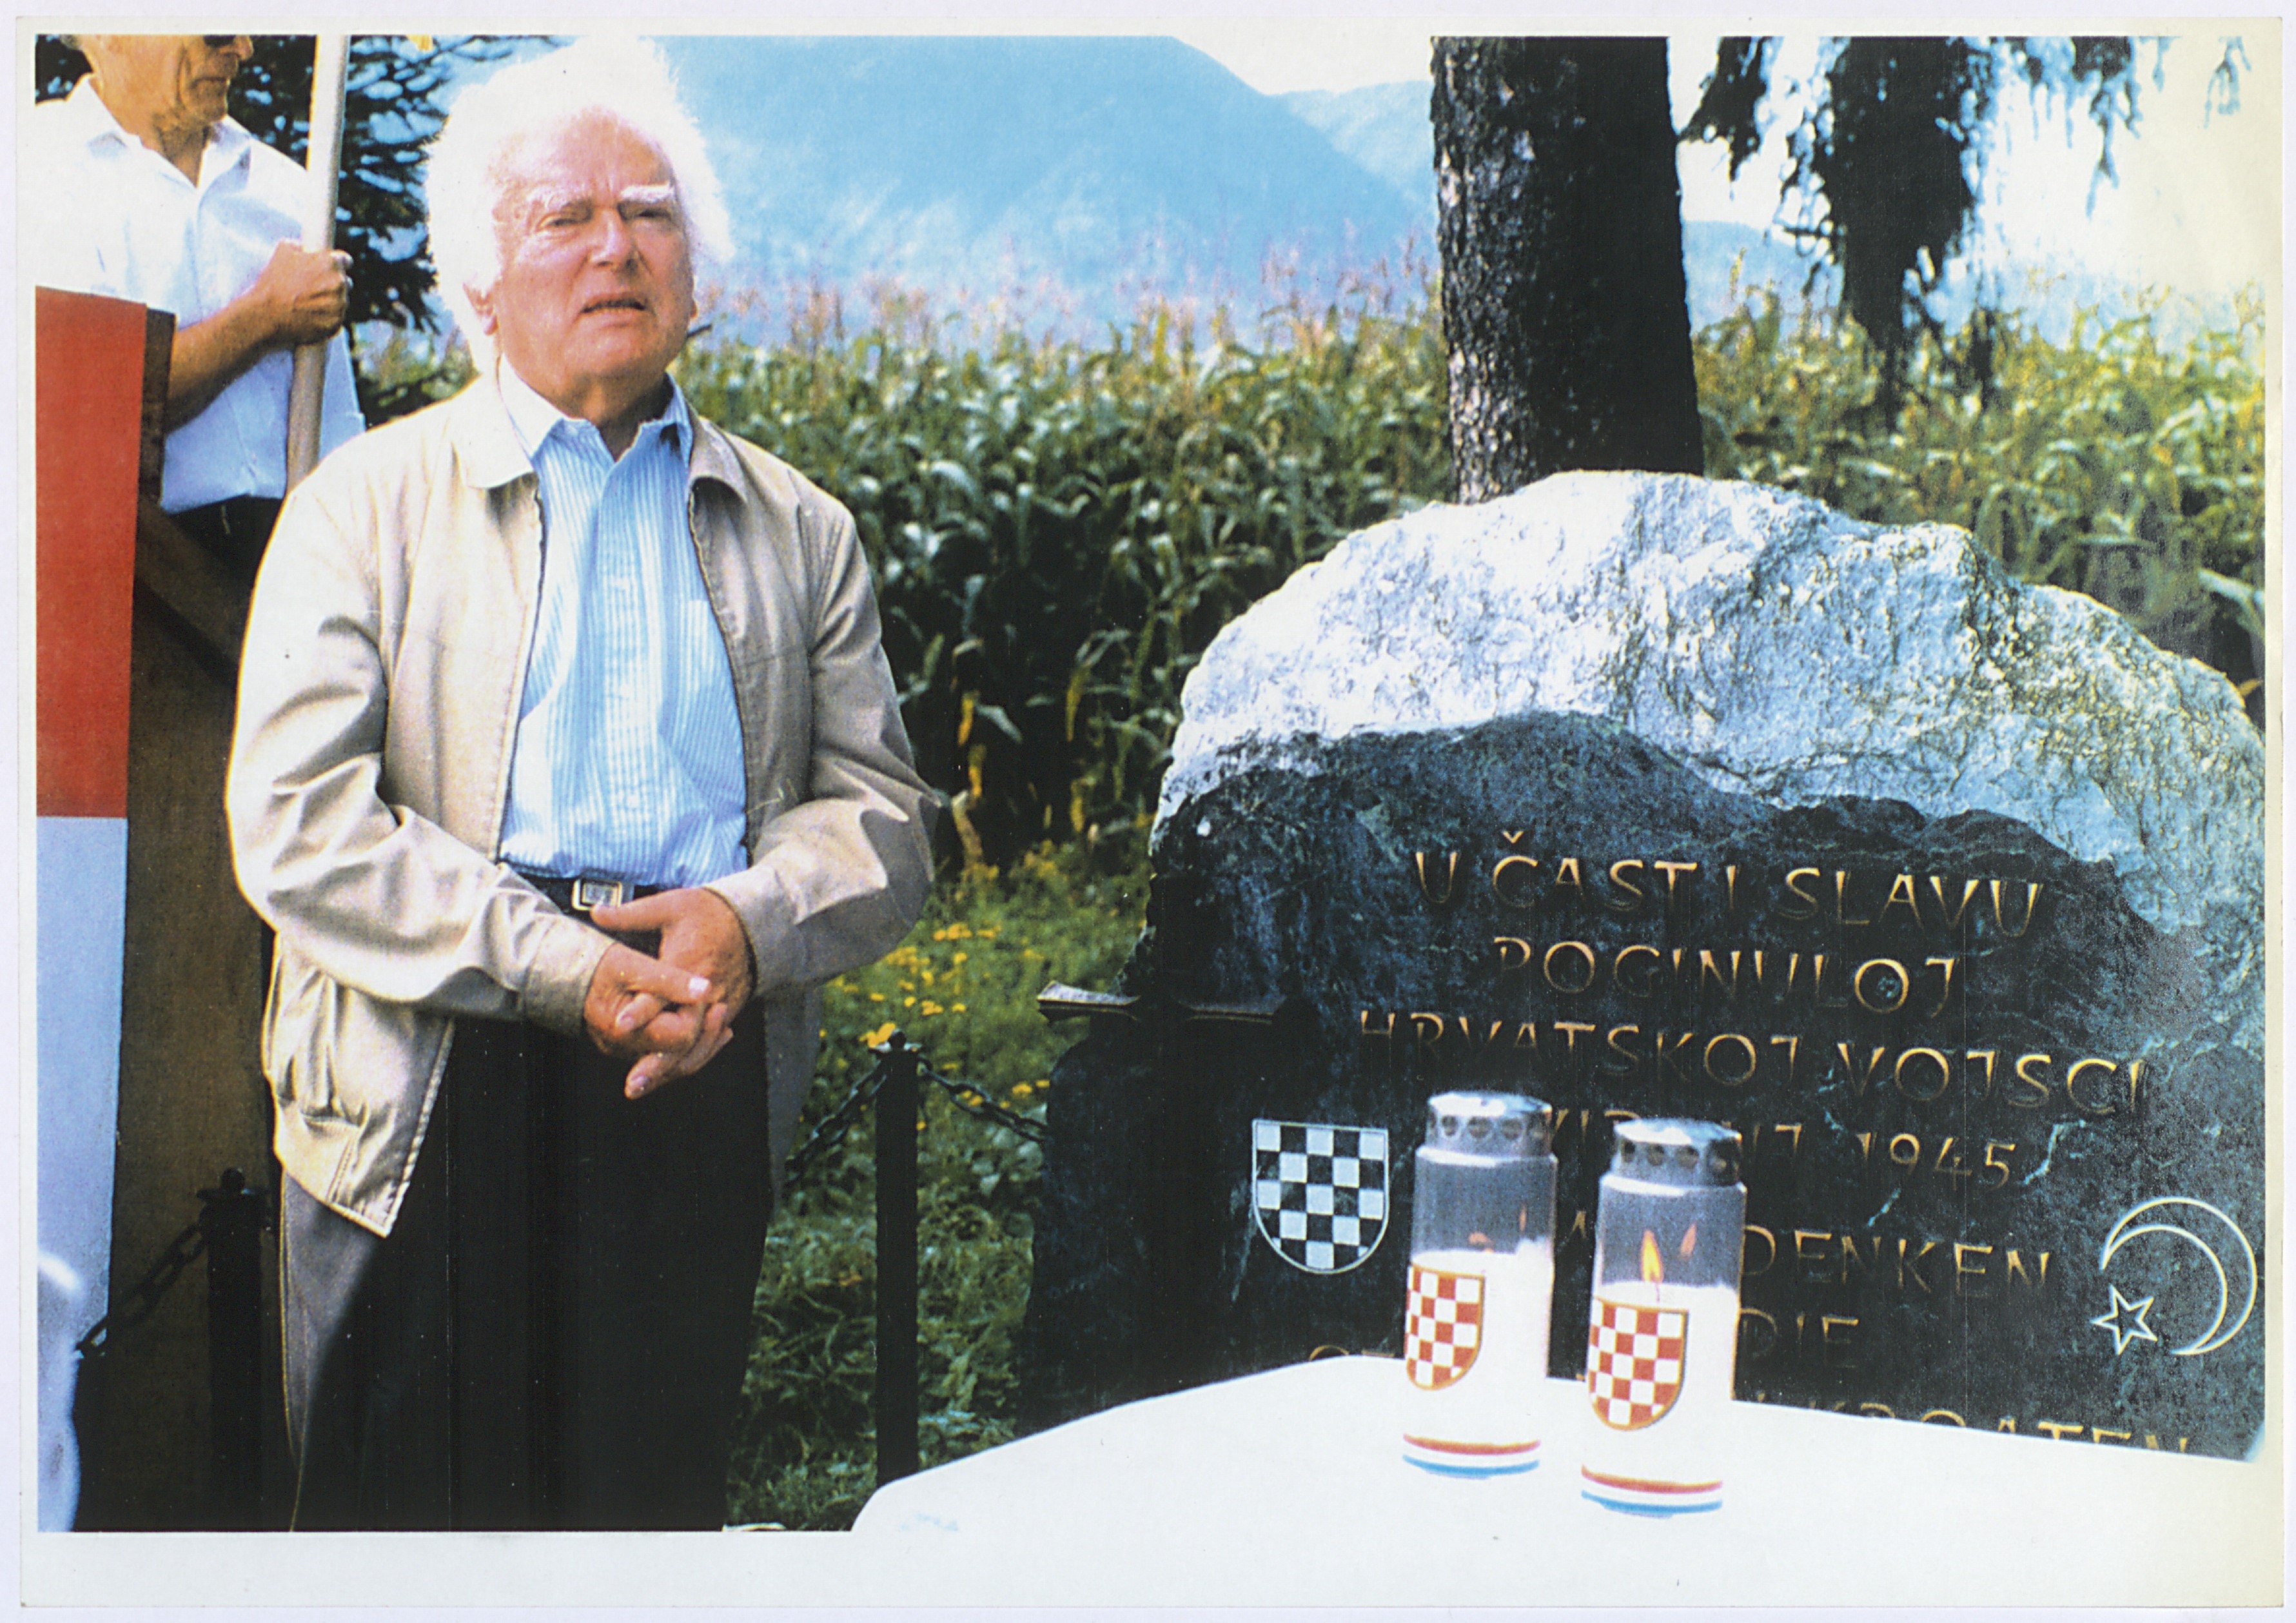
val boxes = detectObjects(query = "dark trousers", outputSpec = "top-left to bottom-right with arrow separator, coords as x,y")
280,1010 -> 774,1530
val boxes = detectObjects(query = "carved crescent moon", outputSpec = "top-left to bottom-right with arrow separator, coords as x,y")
2099,1197 -> 2257,1357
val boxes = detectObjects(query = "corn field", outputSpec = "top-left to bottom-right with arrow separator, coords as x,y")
675,282 -> 2264,867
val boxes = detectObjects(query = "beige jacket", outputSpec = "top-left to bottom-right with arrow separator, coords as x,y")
226,376 -> 936,1236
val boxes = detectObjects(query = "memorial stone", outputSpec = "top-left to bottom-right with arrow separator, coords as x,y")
1020,473 -> 2265,1461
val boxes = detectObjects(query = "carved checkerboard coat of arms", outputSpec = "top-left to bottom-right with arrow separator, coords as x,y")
1250,1119 -> 1389,1274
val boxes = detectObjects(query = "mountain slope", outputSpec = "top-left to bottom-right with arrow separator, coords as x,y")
642,41 -> 2199,339
1282,81 -> 1435,218
660,36 -> 1422,313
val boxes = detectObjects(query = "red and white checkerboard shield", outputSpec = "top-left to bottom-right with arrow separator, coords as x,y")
1404,1265 -> 1485,1390
1587,1296 -> 1689,1429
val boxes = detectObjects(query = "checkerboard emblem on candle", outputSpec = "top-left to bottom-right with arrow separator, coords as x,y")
1580,1119 -> 1745,1517
1400,1092 -> 1556,1477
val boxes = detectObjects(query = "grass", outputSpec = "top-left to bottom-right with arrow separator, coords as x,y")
723,832 -> 1150,1530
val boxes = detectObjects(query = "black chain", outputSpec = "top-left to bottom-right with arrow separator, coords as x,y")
70,1034 -> 1023,1357
783,1059 -> 888,1186
74,1218 -> 204,1360
76,1034 -> 1017,1348
72,1033 -> 1018,1348
783,1028 -> 1045,1190
73,1170 -> 274,1361
919,1061 -> 1046,1144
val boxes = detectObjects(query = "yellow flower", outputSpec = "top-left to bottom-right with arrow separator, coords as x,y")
868,992 -> 886,1003
859,1021 -> 897,1048
952,951 -> 968,965
902,996 -> 916,1008
920,1001 -> 945,1017
951,1003 -> 966,1013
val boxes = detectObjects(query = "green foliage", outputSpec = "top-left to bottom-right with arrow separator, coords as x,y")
355,330 -> 477,425
1791,37 -> 1996,373
678,284 -> 1448,867
725,838 -> 1148,1530
1692,35 -> 2161,371
1697,288 -> 2266,690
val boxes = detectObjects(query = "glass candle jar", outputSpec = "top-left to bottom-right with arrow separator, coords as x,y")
1400,1091 -> 1556,1476
1579,1117 -> 1745,1516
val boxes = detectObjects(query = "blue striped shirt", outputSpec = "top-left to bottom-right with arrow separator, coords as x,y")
495,364 -> 749,888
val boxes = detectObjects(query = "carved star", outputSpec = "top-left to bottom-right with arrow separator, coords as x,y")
2091,1285 -> 2160,1356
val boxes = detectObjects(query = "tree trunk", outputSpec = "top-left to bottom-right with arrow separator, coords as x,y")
1433,37 -> 1704,502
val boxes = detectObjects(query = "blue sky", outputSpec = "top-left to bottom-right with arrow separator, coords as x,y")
88,3 -> 2277,308
1169,22 -> 2277,306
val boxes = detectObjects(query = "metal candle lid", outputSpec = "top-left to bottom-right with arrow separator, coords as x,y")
1424,1092 -> 1554,1157
1609,1117 -> 1742,1185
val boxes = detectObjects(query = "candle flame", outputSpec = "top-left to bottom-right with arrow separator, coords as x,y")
1640,1229 -> 1663,1286
1680,1223 -> 1698,1258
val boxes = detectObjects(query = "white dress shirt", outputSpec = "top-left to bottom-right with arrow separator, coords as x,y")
25,78 -> 365,511
494,362 -> 750,890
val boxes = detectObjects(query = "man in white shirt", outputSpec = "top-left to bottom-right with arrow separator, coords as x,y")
27,34 -> 365,576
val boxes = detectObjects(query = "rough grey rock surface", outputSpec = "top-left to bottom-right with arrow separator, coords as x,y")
1025,473 -> 2264,1446
1162,472 -> 2264,1054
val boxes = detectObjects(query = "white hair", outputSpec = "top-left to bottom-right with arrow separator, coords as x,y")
426,37 -> 734,367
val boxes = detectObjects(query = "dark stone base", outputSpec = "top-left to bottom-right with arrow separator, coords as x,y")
1021,714 -> 2264,1458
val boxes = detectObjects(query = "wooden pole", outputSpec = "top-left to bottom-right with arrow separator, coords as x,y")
284,35 -> 349,491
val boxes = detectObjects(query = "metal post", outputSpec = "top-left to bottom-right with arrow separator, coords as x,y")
874,1035 -> 921,1485
197,1168 -> 266,1527
1143,1018 -> 1195,1397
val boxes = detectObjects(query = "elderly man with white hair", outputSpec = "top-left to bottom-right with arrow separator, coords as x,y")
226,39 -> 935,1529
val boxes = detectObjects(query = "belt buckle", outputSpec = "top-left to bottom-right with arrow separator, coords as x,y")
571,876 -> 626,914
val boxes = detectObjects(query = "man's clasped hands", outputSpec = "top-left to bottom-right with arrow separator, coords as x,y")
579,887 -> 756,1099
